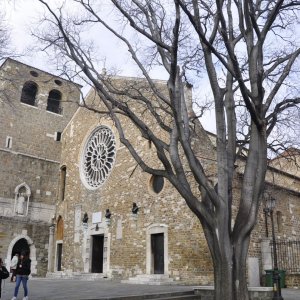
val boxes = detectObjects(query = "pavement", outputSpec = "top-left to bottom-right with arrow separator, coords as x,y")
0,278 -> 299,300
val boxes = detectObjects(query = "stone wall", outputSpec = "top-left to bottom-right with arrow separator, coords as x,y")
285,274 -> 300,288
0,216 -> 50,276
222,160 -> 300,287
0,150 -> 60,205
0,58 -> 80,161
54,98 -> 215,284
0,59 -> 80,278
52,75 -> 300,287
250,185 -> 300,287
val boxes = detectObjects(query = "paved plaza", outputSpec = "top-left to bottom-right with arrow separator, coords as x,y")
0,278 -> 299,300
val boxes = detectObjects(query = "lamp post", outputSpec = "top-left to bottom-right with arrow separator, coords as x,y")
264,195 -> 283,300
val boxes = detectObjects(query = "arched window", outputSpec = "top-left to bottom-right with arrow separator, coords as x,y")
20,81 -> 38,106
59,166 -> 67,201
47,89 -> 62,114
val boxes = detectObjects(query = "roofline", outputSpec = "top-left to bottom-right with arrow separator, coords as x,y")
0,58 -> 83,88
104,73 -> 168,85
204,130 -> 300,181
236,172 -> 300,197
270,147 -> 300,162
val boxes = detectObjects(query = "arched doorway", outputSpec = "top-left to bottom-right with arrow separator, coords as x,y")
6,235 -> 37,274
12,238 -> 30,258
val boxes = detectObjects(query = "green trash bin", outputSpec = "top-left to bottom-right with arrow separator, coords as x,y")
265,270 -> 286,288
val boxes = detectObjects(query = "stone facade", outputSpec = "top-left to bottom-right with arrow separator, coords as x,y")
1,60 -> 299,287
51,109 -> 212,283
0,58 -> 80,276
50,83 -> 215,285
49,78 -> 300,287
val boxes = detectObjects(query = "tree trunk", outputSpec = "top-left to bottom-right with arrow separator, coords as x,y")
214,259 -> 233,300
213,238 -> 250,300
233,236 -> 251,300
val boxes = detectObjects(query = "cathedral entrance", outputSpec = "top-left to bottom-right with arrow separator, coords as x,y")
56,243 -> 63,271
151,233 -> 164,274
91,235 -> 104,273
12,238 -> 30,257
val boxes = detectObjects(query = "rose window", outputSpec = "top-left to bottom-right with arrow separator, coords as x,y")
81,126 -> 116,189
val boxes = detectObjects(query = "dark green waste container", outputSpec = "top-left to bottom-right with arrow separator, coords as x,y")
265,270 -> 286,288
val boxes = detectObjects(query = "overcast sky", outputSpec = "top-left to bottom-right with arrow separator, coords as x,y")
3,0 -> 216,132
4,1 -> 48,69
4,1 -> 134,74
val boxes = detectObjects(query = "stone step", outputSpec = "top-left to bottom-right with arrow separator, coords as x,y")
73,273 -> 106,278
147,295 -> 201,300
127,277 -> 174,282
85,291 -> 197,300
46,272 -> 67,279
122,281 -> 176,285
46,272 -> 109,281
122,274 -> 175,285
133,275 -> 172,280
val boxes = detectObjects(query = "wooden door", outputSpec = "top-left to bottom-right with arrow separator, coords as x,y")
151,233 -> 164,274
57,244 -> 62,271
91,235 -> 104,273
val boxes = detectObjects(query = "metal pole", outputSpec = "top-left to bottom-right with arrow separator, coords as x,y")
270,209 -> 283,300
264,208 -> 269,238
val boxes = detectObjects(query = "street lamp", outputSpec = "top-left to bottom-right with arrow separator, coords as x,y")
264,194 -> 283,300
263,205 -> 269,238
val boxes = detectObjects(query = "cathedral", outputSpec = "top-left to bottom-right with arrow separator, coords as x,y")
0,59 -> 299,287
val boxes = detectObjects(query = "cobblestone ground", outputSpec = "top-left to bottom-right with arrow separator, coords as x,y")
0,278 -> 299,300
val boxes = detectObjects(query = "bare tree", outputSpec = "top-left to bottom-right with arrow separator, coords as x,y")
0,10 -> 15,105
0,11 -> 11,60
35,1 -> 300,299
